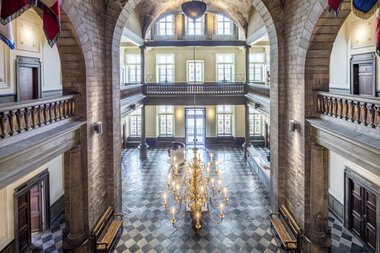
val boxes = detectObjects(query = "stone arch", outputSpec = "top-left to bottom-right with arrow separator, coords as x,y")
110,0 -> 284,212
300,0 -> 351,236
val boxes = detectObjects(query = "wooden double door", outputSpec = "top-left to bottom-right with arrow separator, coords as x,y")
14,171 -> 50,253
346,169 -> 379,252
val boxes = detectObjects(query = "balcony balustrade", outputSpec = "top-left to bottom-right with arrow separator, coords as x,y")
316,91 -> 380,129
143,83 -> 246,96
0,95 -> 76,139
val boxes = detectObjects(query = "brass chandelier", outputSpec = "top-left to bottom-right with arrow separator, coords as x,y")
163,0 -> 228,230
163,149 -> 228,230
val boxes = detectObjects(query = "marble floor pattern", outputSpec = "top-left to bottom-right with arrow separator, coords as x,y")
28,147 -> 371,253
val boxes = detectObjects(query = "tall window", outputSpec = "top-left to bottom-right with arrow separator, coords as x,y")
216,15 -> 233,35
249,109 -> 262,136
129,109 -> 141,137
125,54 -> 141,83
216,54 -> 234,82
187,17 -> 202,35
156,54 -> 174,83
249,53 -> 265,83
187,61 -> 203,83
157,15 -> 174,36
217,105 -> 233,136
158,106 -> 174,136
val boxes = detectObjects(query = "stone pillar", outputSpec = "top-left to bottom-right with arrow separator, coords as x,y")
140,105 -> 147,159
140,46 -> 145,84
305,143 -> 331,253
244,104 -> 251,158
63,145 -> 87,251
245,45 -> 250,83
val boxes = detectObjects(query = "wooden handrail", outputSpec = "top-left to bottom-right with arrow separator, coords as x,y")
316,91 -> 380,129
0,95 -> 77,139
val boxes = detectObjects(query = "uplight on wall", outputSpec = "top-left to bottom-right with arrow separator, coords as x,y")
288,120 -> 299,132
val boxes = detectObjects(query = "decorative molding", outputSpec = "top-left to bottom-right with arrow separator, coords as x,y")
328,87 -> 350,94
16,18 -> 40,53
328,193 -> 344,223
351,18 -> 374,49
50,195 -> 64,226
122,28 -> 144,47
345,167 -> 380,193
246,27 -> 267,45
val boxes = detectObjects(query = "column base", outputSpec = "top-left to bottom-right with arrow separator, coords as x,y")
63,231 -> 88,251
139,143 -> 148,159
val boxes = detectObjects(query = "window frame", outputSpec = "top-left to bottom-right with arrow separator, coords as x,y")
158,106 -> 175,136
216,54 -> 235,83
125,54 -> 141,84
157,15 -> 174,36
216,105 -> 233,136
187,17 -> 203,36
249,110 -> 263,137
156,54 -> 175,83
186,60 -> 204,83
249,53 -> 266,83
129,109 -> 142,137
216,15 -> 233,35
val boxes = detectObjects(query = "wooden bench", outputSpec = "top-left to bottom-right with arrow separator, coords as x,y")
91,206 -> 123,253
270,205 -> 302,253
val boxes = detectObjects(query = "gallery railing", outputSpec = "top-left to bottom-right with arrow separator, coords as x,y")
0,95 -> 76,139
316,91 -> 380,129
143,83 -> 246,96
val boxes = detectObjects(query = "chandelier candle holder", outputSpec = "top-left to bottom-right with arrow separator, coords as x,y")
163,148 -> 228,230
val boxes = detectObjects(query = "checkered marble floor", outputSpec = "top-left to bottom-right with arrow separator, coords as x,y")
118,147 -> 281,253
329,214 -> 370,253
31,214 -> 64,253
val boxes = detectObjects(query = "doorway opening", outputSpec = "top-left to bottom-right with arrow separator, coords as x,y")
185,108 -> 206,146
14,170 -> 50,253
16,56 -> 41,101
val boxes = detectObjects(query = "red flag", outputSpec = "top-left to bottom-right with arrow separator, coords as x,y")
327,0 -> 344,16
376,8 -> 380,56
0,0 -> 37,25
37,0 -> 60,47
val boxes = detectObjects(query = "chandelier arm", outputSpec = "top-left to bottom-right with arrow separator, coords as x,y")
206,203 -> 224,224
172,210 -> 187,228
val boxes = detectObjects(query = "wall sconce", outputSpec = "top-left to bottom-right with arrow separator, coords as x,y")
288,120 -> 299,132
94,122 -> 103,134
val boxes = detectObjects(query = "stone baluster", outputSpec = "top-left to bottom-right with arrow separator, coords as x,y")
24,107 -> 32,131
317,96 -> 322,112
332,98 -> 337,117
376,106 -> 380,129
49,103 -> 54,123
59,101 -> 64,120
31,106 -> 38,128
0,113 -> 8,138
323,97 -> 328,115
337,99 -> 343,119
367,104 -> 375,128
327,97 -> 333,116
360,102 -> 367,126
16,109 -> 25,133
343,99 -> 348,120
8,110 -> 16,136
54,101 -> 60,121
354,101 -> 361,124
348,100 -> 354,122
71,99 -> 76,116
44,104 -> 50,124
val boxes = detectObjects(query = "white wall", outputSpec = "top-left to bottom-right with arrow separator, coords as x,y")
0,155 -> 64,251
329,151 -> 380,204
330,12 -> 380,92
0,10 -> 62,96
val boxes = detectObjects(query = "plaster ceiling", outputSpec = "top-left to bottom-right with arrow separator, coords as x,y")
117,0 -> 255,37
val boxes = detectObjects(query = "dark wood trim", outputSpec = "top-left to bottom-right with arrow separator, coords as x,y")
329,193 -> 344,223
14,170 -> 50,253
350,53 -> 376,97
0,94 -> 16,103
344,167 -> 380,252
16,56 -> 42,102
0,240 -> 15,253
144,40 -> 247,48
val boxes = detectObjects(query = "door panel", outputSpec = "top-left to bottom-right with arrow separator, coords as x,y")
351,181 -> 363,237
185,109 -> 205,145
30,184 -> 42,233
17,192 -> 31,253
18,67 -> 34,101
364,190 -> 377,251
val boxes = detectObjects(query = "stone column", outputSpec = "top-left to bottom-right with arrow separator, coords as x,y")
63,145 -> 87,250
244,104 -> 251,158
245,45 -> 250,83
305,143 -> 331,253
140,46 -> 145,84
140,105 -> 147,159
